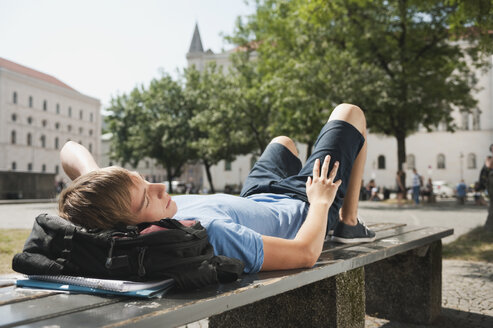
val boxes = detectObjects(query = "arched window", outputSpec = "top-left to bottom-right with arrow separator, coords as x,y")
461,111 -> 469,130
88,143 -> 92,153
42,119 -> 47,127
437,154 -> 446,169
43,100 -> 47,111
472,108 -> 481,130
68,106 -> 72,117
55,137 -> 59,149
13,92 -> 17,104
11,114 -> 17,121
27,116 -> 32,124
79,127 -> 83,135
89,129 -> 93,136
55,122 -> 60,130
27,133 -> 32,146
12,162 -> 16,170
27,163 -> 33,171
40,135 -> 46,148
467,153 -> 476,169
55,165 -> 59,174
67,124 -> 72,132
90,112 -> 94,122
56,103 -> 60,114
42,164 -> 46,172
406,154 -> 416,170
377,155 -> 386,169
224,160 -> 232,171
11,130 -> 16,144
28,96 -> 33,108
79,110 -> 83,120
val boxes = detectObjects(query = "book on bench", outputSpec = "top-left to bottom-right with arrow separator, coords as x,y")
16,275 -> 175,298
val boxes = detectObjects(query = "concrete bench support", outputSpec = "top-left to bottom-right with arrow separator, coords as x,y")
209,267 -> 365,328
365,240 -> 442,324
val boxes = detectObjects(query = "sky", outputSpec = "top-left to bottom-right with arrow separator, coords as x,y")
0,0 -> 256,109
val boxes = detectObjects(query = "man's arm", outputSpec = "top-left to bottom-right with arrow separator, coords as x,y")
60,141 -> 100,181
261,156 -> 341,271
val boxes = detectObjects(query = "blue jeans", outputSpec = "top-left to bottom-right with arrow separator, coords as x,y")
413,186 -> 420,204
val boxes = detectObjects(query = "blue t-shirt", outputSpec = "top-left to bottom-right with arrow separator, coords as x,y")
173,193 -> 309,273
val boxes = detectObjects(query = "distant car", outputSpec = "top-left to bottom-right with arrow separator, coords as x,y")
162,181 -> 187,194
432,181 -> 455,198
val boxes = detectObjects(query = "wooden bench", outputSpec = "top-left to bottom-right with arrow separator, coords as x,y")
0,223 -> 452,328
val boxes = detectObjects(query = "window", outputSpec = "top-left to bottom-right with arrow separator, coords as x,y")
11,130 -> 16,144
224,160 -> 232,171
55,165 -> 59,174
461,111 -> 469,130
437,154 -> 446,169
27,133 -> 32,146
68,106 -> 72,117
43,100 -> 47,111
467,153 -> 476,169
40,135 -> 46,148
42,119 -> 47,127
79,127 -> 83,135
11,114 -> 17,121
79,110 -> 83,120
472,108 -> 481,130
27,163 -> 33,171
11,162 -> 16,170
55,122 -> 60,130
88,143 -> 92,153
406,154 -> 415,170
67,124 -> 72,132
56,103 -> 60,114
29,96 -> 33,108
89,129 -> 93,136
377,155 -> 386,169
90,112 -> 94,122
27,116 -> 32,124
13,92 -> 17,104
55,137 -> 59,149
42,164 -> 46,172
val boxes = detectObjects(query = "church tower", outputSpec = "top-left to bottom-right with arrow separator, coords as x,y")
186,23 -> 205,70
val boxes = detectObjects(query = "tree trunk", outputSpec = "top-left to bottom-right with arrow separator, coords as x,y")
166,166 -> 174,194
306,141 -> 314,161
396,134 -> 407,196
485,170 -> 493,231
204,160 -> 215,194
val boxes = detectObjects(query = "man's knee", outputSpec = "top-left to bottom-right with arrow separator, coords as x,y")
328,103 -> 366,136
270,136 -> 298,157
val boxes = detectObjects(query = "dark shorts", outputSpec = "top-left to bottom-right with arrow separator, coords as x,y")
240,120 -> 365,231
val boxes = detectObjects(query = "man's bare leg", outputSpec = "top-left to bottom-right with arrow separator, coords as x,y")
328,103 -> 367,226
270,136 -> 299,157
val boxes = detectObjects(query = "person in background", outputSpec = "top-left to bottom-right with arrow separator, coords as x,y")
456,179 -> 467,205
411,168 -> 422,205
395,170 -> 406,206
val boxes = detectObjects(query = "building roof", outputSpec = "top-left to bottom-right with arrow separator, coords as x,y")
0,57 -> 76,91
188,23 -> 204,53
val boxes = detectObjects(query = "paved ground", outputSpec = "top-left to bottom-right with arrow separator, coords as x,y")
2,197 -> 491,327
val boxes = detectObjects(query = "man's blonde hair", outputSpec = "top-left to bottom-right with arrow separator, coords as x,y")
58,167 -> 137,229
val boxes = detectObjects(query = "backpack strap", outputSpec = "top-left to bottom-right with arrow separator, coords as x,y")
159,218 -> 207,239
55,225 -> 76,270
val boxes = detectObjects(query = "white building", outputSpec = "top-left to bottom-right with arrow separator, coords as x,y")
0,57 -> 101,181
187,25 -> 493,191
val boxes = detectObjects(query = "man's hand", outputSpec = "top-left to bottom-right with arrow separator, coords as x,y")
306,155 -> 342,206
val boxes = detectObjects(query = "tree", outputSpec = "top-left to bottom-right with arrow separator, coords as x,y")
231,0 -> 492,181
184,63 -> 252,193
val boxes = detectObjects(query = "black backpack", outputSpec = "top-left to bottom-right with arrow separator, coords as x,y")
12,214 -> 244,290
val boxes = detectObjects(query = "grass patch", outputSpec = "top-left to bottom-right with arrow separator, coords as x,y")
0,229 -> 30,275
443,227 -> 493,262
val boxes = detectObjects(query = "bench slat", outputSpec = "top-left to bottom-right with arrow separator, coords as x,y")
0,286 -> 56,306
11,225 -> 452,328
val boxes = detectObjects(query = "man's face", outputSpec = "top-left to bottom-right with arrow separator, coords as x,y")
128,172 -> 177,223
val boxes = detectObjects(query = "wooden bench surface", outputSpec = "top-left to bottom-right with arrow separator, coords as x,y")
0,223 -> 453,328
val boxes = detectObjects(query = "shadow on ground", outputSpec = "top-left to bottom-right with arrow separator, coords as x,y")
367,308 -> 493,328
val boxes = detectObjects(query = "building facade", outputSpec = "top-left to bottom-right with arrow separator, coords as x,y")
187,25 -> 493,191
0,57 -> 101,186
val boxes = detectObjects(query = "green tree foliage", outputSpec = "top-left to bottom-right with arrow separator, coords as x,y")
184,63 -> 252,193
231,0 -> 492,175
106,73 -> 193,193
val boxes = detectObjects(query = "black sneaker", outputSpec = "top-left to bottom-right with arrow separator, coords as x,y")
331,218 -> 376,243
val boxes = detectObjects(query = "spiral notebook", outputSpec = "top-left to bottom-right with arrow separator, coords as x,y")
27,275 -> 174,292
16,275 -> 174,298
